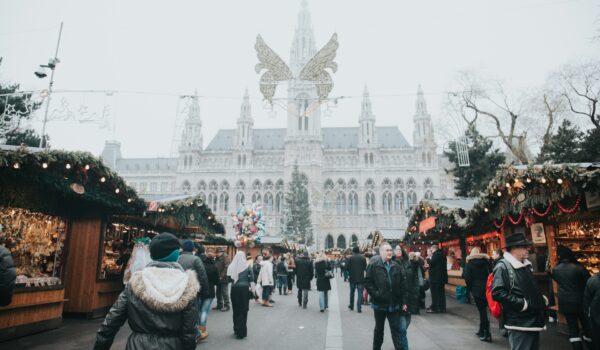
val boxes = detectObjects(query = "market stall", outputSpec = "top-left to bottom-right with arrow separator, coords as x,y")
0,146 -> 144,339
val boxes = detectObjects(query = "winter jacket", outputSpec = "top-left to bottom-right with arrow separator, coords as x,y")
398,256 -> 420,314
463,253 -> 490,299
428,249 -> 448,284
491,253 -> 546,332
201,255 -> 218,299
252,262 -> 261,283
583,274 -> 600,334
258,261 -> 274,286
0,246 -> 16,307
347,253 -> 367,284
215,254 -> 230,283
295,257 -> 314,290
364,256 -> 408,309
94,261 -> 199,350
178,251 -> 209,299
548,259 -> 590,315
314,260 -> 331,291
276,261 -> 288,276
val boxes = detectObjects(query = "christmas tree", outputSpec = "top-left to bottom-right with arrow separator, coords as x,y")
537,120 -> 583,163
283,163 -> 313,246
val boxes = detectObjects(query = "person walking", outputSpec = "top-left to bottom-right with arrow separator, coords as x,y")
276,256 -> 288,295
287,253 -> 296,295
178,239 -> 210,341
94,232 -> 199,350
463,247 -> 492,342
427,244 -> 448,313
491,248 -> 508,337
227,252 -> 254,340
492,233 -> 548,350
0,244 -> 16,307
549,246 -> 592,349
584,272 -> 600,350
214,248 -> 231,311
314,252 -> 332,312
198,245 -> 218,340
295,251 -> 314,309
365,242 -> 408,350
395,246 -> 419,350
257,255 -> 275,307
347,246 -> 367,313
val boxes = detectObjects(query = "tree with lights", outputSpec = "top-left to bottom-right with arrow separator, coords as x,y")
282,163 -> 313,246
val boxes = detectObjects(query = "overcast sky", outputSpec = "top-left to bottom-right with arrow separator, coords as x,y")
0,0 -> 598,158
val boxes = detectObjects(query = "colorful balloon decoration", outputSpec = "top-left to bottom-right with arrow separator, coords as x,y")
231,202 -> 266,247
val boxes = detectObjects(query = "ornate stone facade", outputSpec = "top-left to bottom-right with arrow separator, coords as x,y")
100,2 -> 455,249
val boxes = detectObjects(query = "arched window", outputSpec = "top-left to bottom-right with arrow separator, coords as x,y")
324,178 -> 334,191
275,179 -> 284,191
237,155 -> 241,166
275,192 -> 284,214
220,180 -> 230,191
365,178 -> 375,189
252,179 -> 262,190
424,190 -> 434,200
424,178 -> 434,189
264,192 -> 274,213
407,191 -> 417,209
348,178 -> 358,189
324,191 -> 334,214
394,178 -> 404,189
348,191 -> 358,214
236,180 -> 245,190
407,178 -> 416,189
208,192 -> 218,211
366,191 -> 376,212
325,234 -> 334,249
351,234 -> 359,247
369,153 -> 374,164
336,192 -> 346,215
382,178 -> 392,189
336,178 -> 346,190
264,179 -> 274,191
182,180 -> 191,194
364,153 -> 369,165
219,192 -> 229,212
337,235 -> 346,249
242,154 -> 246,166
236,192 -> 245,208
209,180 -> 218,191
394,191 -> 405,213
382,191 -> 392,214
252,192 -> 261,203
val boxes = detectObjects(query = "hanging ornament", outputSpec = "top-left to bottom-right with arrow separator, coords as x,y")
516,193 -> 526,203
70,183 -> 85,194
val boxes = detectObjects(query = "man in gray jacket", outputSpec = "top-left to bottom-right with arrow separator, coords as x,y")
178,239 -> 209,339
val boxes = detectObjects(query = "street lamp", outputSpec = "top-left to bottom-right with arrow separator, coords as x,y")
35,22 -> 63,148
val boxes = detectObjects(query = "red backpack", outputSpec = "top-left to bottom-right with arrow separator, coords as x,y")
485,260 -> 515,319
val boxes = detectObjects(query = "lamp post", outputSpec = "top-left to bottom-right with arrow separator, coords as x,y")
36,22 -> 63,148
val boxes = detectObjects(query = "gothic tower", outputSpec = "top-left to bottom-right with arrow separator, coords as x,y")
234,89 -> 253,168
178,93 -> 203,171
358,85 -> 379,168
412,85 -> 436,167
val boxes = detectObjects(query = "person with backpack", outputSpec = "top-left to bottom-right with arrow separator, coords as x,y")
549,246 -> 592,350
491,233 -> 547,350
584,272 -> 600,350
463,247 -> 492,342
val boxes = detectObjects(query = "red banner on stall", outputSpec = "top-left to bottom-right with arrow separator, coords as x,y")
419,216 -> 437,233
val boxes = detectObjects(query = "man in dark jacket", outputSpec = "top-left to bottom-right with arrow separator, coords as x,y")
214,248 -> 231,311
584,272 -> 600,350
178,239 -> 209,340
199,246 -> 218,340
549,246 -> 592,350
365,242 -> 408,350
427,244 -> 448,313
492,233 -> 547,350
295,252 -> 314,309
0,245 -> 16,307
463,247 -> 492,342
94,232 -> 199,350
347,246 -> 367,313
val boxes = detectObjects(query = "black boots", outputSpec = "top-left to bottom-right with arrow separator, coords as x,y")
479,330 -> 492,343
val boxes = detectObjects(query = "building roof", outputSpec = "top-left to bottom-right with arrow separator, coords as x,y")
434,198 -> 477,210
205,127 -> 411,151
116,157 -> 178,172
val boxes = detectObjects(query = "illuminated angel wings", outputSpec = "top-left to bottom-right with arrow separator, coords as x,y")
255,33 -> 339,104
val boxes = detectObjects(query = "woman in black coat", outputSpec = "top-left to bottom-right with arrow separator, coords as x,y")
314,253 -> 331,312
463,247 -> 491,342
227,252 -> 255,339
549,246 -> 591,348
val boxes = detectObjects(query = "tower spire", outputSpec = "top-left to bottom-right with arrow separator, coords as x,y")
290,0 -> 316,74
360,85 -> 374,120
414,84 -> 429,120
236,89 -> 253,149
359,84 -> 377,146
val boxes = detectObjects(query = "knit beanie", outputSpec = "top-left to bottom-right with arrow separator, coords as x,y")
150,232 -> 181,261
182,239 -> 195,252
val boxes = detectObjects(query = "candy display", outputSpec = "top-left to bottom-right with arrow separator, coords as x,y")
0,207 -> 67,287
231,203 -> 266,247
99,222 -> 156,279
555,219 -> 600,275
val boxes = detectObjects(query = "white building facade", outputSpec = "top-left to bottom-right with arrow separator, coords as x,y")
101,2 -> 455,249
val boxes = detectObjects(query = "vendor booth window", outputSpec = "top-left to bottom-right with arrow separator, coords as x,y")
0,207 -> 67,288
98,221 -> 149,280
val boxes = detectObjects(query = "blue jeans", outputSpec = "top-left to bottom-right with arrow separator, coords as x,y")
199,297 -> 213,327
277,275 -> 288,294
319,290 -> 329,310
399,314 -> 411,350
349,283 -> 364,311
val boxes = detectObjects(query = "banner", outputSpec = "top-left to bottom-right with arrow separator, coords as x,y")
419,216 -> 436,233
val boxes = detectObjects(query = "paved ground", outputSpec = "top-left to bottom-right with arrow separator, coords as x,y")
3,275 -> 571,349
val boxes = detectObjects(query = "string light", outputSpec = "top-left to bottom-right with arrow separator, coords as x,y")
42,162 -> 48,169
505,183 -> 510,188
497,191 -> 502,197
100,177 -> 106,183
541,177 -> 547,184
127,198 -> 132,203
526,178 -> 532,183
557,178 -> 563,184
84,164 -> 90,170
13,163 -> 19,169
484,208 -> 489,213
65,163 -> 71,169
115,188 -> 120,194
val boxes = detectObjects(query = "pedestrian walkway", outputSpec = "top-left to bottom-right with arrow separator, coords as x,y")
1,275 -> 572,349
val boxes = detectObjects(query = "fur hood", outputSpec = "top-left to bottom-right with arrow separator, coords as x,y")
130,262 -> 199,313
466,253 -> 490,263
